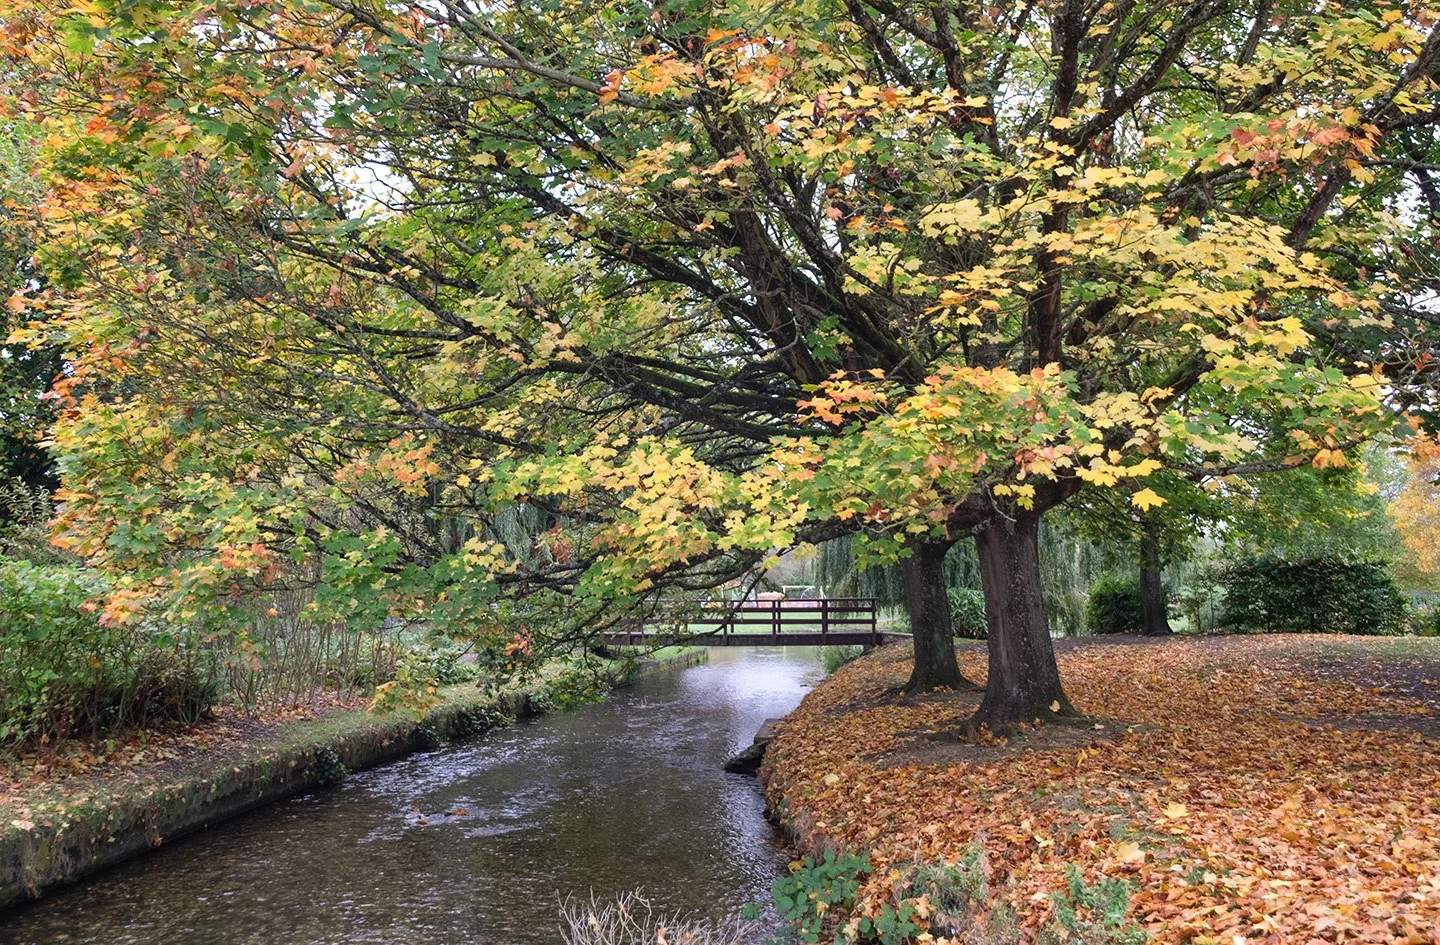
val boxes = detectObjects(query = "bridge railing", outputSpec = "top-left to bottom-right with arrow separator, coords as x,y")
603,597 -> 885,647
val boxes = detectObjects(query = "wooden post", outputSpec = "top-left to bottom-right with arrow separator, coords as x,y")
869,598 -> 878,646
820,598 -> 829,643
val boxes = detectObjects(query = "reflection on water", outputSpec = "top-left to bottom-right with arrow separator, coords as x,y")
0,649 -> 822,945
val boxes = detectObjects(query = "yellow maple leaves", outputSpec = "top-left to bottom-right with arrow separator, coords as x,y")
1131,488 -> 1166,511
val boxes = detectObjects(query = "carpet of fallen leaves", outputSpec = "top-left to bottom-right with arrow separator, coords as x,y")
763,634 -> 1440,944
0,692 -> 366,831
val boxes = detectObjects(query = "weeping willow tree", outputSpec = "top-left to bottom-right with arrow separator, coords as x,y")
802,526 -> 1109,637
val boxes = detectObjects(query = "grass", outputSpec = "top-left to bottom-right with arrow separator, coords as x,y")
1303,635 -> 1440,658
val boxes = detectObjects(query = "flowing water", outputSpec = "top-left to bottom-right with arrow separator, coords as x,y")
0,648 -> 824,945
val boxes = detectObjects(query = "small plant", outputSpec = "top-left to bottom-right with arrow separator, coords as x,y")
820,645 -> 864,674
526,687 -> 556,716
768,850 -> 924,945
454,703 -> 510,739
946,588 -> 988,640
313,744 -> 348,786
770,850 -> 871,942
430,646 -> 485,684
907,843 -> 989,924
414,719 -> 443,751
1407,599 -> 1440,637
1041,865 -> 1147,945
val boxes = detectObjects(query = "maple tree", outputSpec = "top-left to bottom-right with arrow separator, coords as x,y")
5,0 -> 1440,727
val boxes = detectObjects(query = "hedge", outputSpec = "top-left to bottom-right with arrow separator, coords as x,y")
1084,574 -> 1144,635
1220,556 -> 1407,635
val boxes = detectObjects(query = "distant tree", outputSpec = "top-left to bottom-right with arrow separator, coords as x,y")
1390,436 -> 1440,588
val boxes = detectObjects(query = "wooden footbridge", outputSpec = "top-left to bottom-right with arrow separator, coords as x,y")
600,597 -> 909,648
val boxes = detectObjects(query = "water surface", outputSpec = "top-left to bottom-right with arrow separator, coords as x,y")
0,648 -> 822,945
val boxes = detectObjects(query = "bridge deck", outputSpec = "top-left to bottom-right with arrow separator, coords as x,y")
599,597 -> 909,648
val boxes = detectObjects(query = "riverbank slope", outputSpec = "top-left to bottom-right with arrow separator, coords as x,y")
760,635 -> 1440,944
0,648 -> 706,909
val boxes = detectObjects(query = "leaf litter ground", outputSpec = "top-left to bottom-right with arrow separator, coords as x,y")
763,634 -> 1440,944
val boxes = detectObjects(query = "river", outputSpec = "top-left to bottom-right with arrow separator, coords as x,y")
0,647 -> 824,945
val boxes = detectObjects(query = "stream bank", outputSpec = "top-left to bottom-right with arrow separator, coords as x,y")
0,649 -> 705,913
1,646 -> 823,945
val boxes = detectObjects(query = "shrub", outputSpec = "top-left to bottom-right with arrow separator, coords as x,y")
1044,585 -> 1089,638
0,557 -> 219,747
0,481 -> 74,568
821,644 -> 864,674
398,643 -> 483,686
1407,599 -> 1440,637
229,588 -> 406,711
1221,556 -> 1407,635
946,588 -> 988,640
1084,574 -> 1143,636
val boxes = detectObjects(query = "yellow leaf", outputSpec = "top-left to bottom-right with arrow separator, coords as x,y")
1162,802 -> 1189,819
1049,700 -> 1061,713
1113,841 -> 1145,864
1131,488 -> 1166,511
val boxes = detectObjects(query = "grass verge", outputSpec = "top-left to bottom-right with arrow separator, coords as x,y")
0,648 -> 705,909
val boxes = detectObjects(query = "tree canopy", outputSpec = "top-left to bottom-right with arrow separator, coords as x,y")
5,0 -> 1439,726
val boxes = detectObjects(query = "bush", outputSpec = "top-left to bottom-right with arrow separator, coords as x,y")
947,588 -> 988,640
1044,586 -> 1089,638
1408,599 -> 1440,637
1221,556 -> 1407,635
1084,574 -> 1143,636
0,558 -> 219,747
0,482 -> 73,568
820,644 -> 864,674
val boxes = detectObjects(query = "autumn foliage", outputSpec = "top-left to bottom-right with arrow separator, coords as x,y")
2,0 -> 1438,730
764,637 -> 1440,943
1391,436 -> 1440,586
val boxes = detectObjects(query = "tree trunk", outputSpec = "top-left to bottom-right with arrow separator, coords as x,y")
1139,522 -> 1172,636
899,539 -> 973,693
973,512 -> 1073,729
